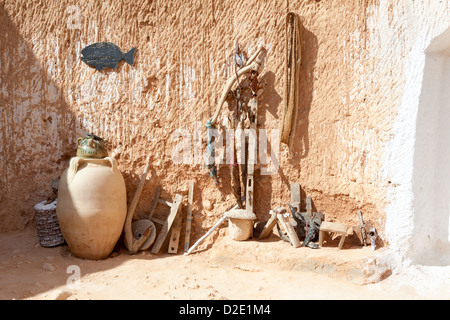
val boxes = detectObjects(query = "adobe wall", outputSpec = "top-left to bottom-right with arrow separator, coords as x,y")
1,0 -> 449,264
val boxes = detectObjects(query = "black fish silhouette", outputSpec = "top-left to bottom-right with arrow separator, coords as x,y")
81,42 -> 136,71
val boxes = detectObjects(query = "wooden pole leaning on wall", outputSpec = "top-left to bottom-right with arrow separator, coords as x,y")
184,181 -> 195,253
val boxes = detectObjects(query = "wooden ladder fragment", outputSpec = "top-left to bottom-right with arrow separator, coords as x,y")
150,193 -> 183,254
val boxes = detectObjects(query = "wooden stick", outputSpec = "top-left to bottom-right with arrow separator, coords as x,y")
245,97 -> 258,214
147,186 -> 161,219
229,114 -> 243,209
184,181 -> 194,253
184,204 -> 239,255
124,160 -> 151,253
259,209 -> 278,239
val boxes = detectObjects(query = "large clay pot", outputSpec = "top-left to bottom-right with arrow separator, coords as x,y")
56,157 -> 127,259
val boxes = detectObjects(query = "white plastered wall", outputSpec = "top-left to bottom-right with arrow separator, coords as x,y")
382,5 -> 450,269
411,28 -> 450,266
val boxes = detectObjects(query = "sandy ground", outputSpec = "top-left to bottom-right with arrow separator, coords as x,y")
0,226 -> 449,301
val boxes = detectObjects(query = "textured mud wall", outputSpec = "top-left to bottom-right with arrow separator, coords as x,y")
0,1 -> 449,258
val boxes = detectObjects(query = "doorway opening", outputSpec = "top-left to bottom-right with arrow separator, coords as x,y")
412,27 -> 450,266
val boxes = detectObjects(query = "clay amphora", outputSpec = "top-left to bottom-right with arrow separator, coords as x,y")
56,157 -> 127,259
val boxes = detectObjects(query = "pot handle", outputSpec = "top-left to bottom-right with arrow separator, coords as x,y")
67,157 -> 118,182
67,157 -> 82,183
104,157 -> 118,173
77,137 -> 83,146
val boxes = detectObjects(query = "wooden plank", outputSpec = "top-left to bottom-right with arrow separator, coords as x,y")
338,232 -> 347,250
320,221 -> 348,234
277,213 -> 301,248
306,196 -> 312,216
258,210 -> 278,239
168,210 -> 182,254
184,181 -> 194,253
290,182 -> 301,212
319,229 -> 324,248
151,194 -> 183,254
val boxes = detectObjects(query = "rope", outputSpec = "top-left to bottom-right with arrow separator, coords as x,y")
280,12 -> 301,145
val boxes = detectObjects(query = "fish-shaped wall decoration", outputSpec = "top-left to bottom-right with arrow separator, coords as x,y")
81,42 -> 136,71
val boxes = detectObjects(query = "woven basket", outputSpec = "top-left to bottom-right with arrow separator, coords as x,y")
34,200 -> 65,247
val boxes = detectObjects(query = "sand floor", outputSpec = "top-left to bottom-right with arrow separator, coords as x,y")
0,226 -> 449,301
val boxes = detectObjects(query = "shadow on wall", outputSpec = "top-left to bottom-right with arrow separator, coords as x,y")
289,18 -> 318,160
0,4 -> 188,300
412,27 -> 450,266
249,18 -> 318,223
0,4 -> 78,231
274,19 -> 318,201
